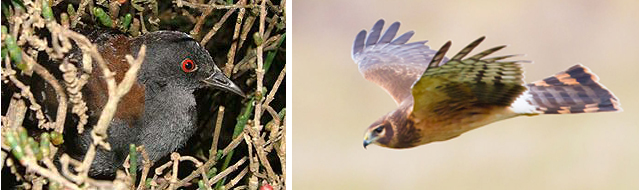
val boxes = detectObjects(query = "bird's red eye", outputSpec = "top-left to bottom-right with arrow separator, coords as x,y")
181,58 -> 197,72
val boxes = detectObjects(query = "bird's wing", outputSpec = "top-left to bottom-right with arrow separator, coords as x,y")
352,19 -> 446,105
411,37 -> 528,120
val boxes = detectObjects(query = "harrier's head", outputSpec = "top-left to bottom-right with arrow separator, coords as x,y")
363,107 -> 420,149
363,116 -> 393,148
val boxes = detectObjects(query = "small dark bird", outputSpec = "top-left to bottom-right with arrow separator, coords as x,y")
352,20 -> 622,149
36,29 -> 244,176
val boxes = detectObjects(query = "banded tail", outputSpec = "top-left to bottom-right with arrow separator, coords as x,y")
511,64 -> 621,114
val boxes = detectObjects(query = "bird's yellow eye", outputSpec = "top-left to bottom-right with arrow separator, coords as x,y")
181,58 -> 197,72
373,126 -> 384,134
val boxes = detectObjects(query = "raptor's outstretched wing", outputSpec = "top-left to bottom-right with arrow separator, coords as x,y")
411,37 -> 528,120
352,19 -> 446,105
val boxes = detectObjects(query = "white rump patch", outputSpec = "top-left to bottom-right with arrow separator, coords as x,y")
509,90 -> 538,114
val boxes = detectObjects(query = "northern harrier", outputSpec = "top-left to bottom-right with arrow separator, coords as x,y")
352,19 -> 622,149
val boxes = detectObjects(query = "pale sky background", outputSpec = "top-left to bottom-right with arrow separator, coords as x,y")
292,0 -> 639,189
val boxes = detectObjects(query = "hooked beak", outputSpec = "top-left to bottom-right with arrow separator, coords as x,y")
363,133 -> 375,149
363,139 -> 372,149
202,72 -> 246,98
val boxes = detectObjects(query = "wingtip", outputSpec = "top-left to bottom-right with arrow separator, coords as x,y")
371,19 -> 385,30
468,43 -> 508,60
477,36 -> 486,43
390,30 -> 414,44
474,36 -> 486,44
428,41 -> 452,67
352,30 -> 368,57
444,40 -> 452,47
365,19 -> 386,47
378,21 -> 401,44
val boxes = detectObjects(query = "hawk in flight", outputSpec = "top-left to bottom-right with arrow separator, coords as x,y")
352,19 -> 622,149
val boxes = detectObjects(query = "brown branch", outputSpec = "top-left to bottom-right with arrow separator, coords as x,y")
59,154 -> 82,182
200,8 -> 236,46
17,134 -> 81,190
224,0 -> 247,76
263,65 -> 286,107
242,132 -> 259,178
175,129 -> 246,188
245,123 -> 277,182
207,156 -> 248,186
264,106 -> 279,125
42,158 -> 61,176
4,58 -> 49,128
27,52 -> 68,133
278,115 -> 286,183
71,0 -> 90,28
59,60 -> 90,134
175,0 -> 257,9
175,155 -> 216,188
167,153 -> 180,189
224,166 -> 249,189
199,167 -> 212,190
209,106 -> 225,159
151,159 -> 174,188
23,159 -> 81,190
236,14 -> 256,53
187,0 -> 223,37
254,0 -> 268,132
222,131 -> 247,156
136,146 -> 152,190
4,95 -> 27,129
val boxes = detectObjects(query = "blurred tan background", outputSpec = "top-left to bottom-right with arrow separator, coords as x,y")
292,0 -> 639,189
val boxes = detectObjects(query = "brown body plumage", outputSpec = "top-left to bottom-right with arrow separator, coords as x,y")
352,20 -> 622,149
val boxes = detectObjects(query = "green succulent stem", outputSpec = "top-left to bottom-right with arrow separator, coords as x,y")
28,137 -> 42,160
5,129 -> 25,162
4,32 -> 23,64
50,131 -> 64,145
92,7 -> 113,27
67,4 -> 76,18
129,144 -> 138,183
41,0 -> 53,21
264,33 -> 285,73
198,180 -> 206,190
40,133 -> 50,158
120,13 -> 132,32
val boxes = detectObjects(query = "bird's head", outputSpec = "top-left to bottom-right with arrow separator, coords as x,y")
363,105 -> 421,149
131,31 -> 244,97
363,116 -> 394,148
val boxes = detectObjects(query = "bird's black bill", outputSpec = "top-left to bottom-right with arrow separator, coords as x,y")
202,72 -> 246,98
